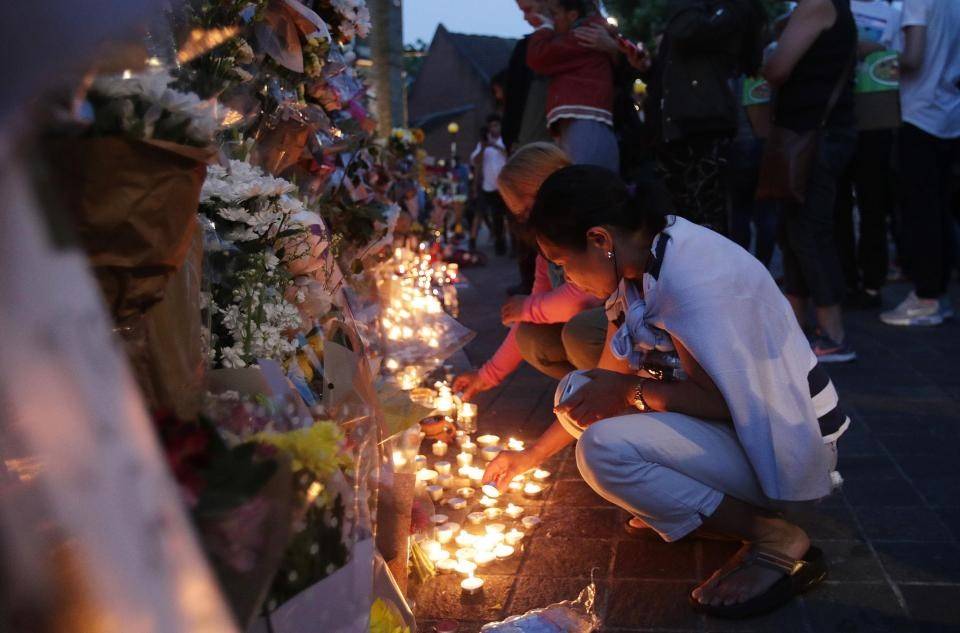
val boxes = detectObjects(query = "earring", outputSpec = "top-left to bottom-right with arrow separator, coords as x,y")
606,251 -> 614,260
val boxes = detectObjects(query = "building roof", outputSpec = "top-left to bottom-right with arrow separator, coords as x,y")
438,24 -> 517,84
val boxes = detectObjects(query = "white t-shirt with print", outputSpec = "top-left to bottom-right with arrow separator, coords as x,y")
899,0 -> 960,139
470,137 -> 507,192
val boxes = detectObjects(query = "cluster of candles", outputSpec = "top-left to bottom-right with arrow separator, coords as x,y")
381,247 -> 460,350
413,430 -> 551,596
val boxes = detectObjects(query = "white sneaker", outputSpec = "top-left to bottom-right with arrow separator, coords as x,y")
880,292 -> 943,326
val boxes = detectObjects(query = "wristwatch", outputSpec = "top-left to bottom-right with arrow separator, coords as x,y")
632,378 -> 651,412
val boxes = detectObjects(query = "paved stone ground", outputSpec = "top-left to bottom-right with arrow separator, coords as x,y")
411,243 -> 960,633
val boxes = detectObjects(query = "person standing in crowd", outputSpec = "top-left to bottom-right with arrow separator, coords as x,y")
470,115 -> 510,254
502,0 -> 555,295
879,0 -> 959,327
639,0 -> 767,236
526,0 -> 620,172
834,0 -> 902,310
763,0 -> 858,362
453,143 -> 605,401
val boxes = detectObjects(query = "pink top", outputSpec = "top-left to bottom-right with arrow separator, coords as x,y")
477,255 -> 601,385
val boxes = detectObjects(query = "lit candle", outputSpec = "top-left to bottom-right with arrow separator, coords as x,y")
455,560 -> 477,576
432,441 -> 448,457
455,532 -> 476,547
494,544 -> 514,559
481,484 -> 501,498
431,513 -> 449,525
533,469 -> 551,482
521,516 -> 542,530
456,452 -> 473,468
459,403 -> 478,431
466,512 -> 485,526
436,558 -> 458,573
447,497 -> 467,511
391,450 -> 407,469
479,495 -> 498,509
504,504 -> 524,519
477,434 -> 500,448
505,529 -> 525,545
438,473 -> 455,489
427,484 -> 444,501
474,550 -> 496,566
508,480 -> 523,493
417,469 -> 438,485
434,395 -> 455,415
435,461 -> 452,476
480,446 -> 501,462
461,440 -> 477,455
429,548 -> 451,563
506,437 -> 525,451
484,507 -> 503,521
455,547 -> 477,562
486,523 -> 506,535
468,467 -> 484,486
523,482 -> 543,498
457,487 -> 476,499
437,523 -> 457,544
413,455 -> 427,471
460,574 -> 484,596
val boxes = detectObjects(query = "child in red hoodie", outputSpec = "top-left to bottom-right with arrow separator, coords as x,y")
526,0 -> 619,172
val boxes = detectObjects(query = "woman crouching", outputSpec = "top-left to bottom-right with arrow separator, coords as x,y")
482,165 -> 848,619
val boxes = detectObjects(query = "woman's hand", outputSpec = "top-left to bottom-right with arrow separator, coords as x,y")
573,23 -> 620,56
501,295 -> 528,325
483,449 -> 538,492
554,368 -> 637,427
452,370 -> 495,401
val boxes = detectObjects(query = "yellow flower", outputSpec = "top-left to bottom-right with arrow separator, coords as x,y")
252,421 -> 350,481
370,598 -> 410,633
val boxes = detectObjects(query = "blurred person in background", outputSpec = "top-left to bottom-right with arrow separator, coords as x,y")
470,116 -> 510,254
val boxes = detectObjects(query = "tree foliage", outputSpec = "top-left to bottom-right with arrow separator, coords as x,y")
603,0 -> 789,44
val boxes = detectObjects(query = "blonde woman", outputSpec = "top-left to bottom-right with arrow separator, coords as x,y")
453,143 -> 606,400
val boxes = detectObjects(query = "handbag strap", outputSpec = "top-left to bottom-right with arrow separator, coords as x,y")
818,48 -> 857,128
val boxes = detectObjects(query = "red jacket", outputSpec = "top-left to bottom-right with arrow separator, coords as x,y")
526,15 -> 615,130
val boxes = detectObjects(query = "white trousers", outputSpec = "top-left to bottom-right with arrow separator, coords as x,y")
572,412 -> 838,542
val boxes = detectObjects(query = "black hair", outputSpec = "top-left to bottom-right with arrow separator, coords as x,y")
485,113 -> 502,124
528,165 -> 666,251
552,0 -> 596,18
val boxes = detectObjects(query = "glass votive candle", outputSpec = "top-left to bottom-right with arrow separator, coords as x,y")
435,461 -> 452,476
432,440 -> 449,457
484,507 -> 503,521
504,504 -> 524,519
476,434 -> 500,448
480,446 -> 501,462
447,497 -> 467,511
456,452 -> 473,468
459,403 -> 478,432
427,484 -> 444,501
466,512 -> 485,526
505,528 -> 525,546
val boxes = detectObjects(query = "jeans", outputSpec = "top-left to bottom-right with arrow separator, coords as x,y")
558,119 -> 621,173
726,138 -> 780,267
779,126 -> 857,307
898,123 -> 959,299
515,307 -> 607,380
834,129 -> 896,292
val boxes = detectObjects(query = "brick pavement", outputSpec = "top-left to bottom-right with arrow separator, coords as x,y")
412,244 -> 960,633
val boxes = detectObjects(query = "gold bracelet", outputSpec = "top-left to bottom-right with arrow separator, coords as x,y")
633,378 -> 651,412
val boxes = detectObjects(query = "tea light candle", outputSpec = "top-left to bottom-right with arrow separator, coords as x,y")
435,461 -> 452,476
437,522 -> 457,544
480,446 -> 501,462
523,482 -> 544,498
477,434 -> 500,448
461,575 -> 484,596
457,487 -> 476,499
533,469 -> 551,482
399,373 -> 418,390
484,507 -> 503,520
474,550 -> 496,566
455,547 -> 477,562
438,473 -> 455,489
455,560 -> 477,576
427,484 -> 444,501
479,495 -> 498,508
521,516 -> 542,530
486,523 -> 506,535
494,544 -> 514,559
447,497 -> 467,511
504,504 -> 524,519
432,441 -> 448,457
481,484 -> 501,498
434,395 -> 455,415
505,528 -> 525,545
431,513 -> 449,525
508,480 -> 523,493
455,532 -> 476,547
466,512 -> 485,526
468,467 -> 484,486
436,558 -> 458,573
460,439 -> 477,455
414,455 -> 427,470
506,437 -> 525,451
417,469 -> 438,485
429,548 -> 451,563
456,452 -> 473,468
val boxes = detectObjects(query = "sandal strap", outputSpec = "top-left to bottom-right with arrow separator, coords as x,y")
749,548 -> 807,576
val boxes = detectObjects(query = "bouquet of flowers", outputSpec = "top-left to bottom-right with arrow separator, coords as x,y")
388,127 -> 424,157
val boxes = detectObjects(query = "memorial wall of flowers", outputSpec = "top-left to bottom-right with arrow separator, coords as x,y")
32,1 -> 478,631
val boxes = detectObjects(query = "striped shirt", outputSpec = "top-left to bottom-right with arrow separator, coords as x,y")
808,362 -> 851,443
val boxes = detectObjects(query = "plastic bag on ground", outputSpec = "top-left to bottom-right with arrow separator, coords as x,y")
480,582 -> 601,633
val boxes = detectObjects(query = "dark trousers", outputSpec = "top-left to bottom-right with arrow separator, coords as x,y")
779,126 -> 857,307
515,238 -> 537,293
657,137 -> 731,236
899,123 -> 959,299
726,139 -> 780,267
834,129 -> 895,292
473,190 -> 507,253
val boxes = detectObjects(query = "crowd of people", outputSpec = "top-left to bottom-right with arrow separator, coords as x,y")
439,0 -> 959,621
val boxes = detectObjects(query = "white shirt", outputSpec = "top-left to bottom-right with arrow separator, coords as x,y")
850,0 -> 902,49
899,0 -> 960,139
470,137 -> 507,192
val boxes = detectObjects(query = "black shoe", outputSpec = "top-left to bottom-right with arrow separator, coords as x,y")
844,288 -> 882,310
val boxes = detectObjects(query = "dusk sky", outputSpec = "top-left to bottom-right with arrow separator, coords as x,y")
403,0 -> 531,45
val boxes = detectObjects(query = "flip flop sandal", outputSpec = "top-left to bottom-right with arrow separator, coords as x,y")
624,516 -> 651,535
689,545 -> 827,619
